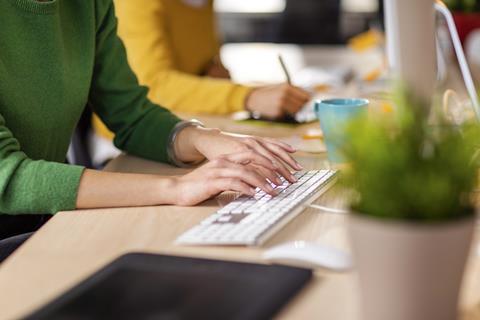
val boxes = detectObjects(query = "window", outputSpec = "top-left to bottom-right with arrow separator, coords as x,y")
342,0 -> 378,13
214,0 -> 286,13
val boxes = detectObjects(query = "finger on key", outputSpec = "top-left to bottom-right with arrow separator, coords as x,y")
259,140 -> 303,171
217,165 -> 278,195
224,150 -> 277,171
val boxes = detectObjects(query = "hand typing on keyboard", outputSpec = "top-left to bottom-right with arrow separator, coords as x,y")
177,170 -> 337,246
172,151 -> 299,206
169,127 -> 305,206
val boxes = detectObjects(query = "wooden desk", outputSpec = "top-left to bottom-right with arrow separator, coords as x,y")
0,114 -> 479,320
0,45 -> 479,319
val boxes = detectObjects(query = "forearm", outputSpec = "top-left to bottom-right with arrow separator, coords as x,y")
76,128 -> 301,210
89,1 -> 182,164
173,125 -> 218,164
75,169 -> 177,209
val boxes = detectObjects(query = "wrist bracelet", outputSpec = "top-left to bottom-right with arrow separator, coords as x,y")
167,119 -> 205,168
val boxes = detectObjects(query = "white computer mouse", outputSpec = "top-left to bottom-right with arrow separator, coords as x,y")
263,241 -> 353,272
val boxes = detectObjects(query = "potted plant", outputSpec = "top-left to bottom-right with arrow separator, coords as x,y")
341,91 -> 480,320
445,0 -> 480,45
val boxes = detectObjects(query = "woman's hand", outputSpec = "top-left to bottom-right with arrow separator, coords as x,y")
175,127 -> 303,183
172,151 -> 285,206
245,84 -> 311,119
77,128 -> 304,209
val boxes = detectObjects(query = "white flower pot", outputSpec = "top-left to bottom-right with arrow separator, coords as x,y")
349,214 -> 475,320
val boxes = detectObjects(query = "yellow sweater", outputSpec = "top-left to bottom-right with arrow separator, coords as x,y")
94,0 -> 251,139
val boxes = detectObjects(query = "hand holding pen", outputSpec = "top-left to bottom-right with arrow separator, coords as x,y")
244,54 -> 311,120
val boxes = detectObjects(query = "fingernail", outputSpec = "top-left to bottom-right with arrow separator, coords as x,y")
264,183 -> 274,191
296,162 -> 303,170
290,174 -> 298,182
275,177 -> 282,185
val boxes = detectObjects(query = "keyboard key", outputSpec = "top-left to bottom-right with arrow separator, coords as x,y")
176,170 -> 337,246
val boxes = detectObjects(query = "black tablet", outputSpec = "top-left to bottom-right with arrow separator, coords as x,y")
24,253 -> 312,320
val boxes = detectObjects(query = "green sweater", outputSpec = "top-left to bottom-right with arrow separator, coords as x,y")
0,0 -> 182,215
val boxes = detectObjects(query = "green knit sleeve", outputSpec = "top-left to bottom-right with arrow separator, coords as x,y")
89,0 -> 182,164
0,114 -> 84,215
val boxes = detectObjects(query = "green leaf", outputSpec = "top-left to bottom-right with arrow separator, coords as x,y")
340,89 -> 479,222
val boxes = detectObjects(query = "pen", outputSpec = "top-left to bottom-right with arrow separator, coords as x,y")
278,54 -> 292,84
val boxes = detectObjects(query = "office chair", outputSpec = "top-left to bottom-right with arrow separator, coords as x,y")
69,106 -> 94,168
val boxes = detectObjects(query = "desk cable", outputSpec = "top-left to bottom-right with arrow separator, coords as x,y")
307,204 -> 349,215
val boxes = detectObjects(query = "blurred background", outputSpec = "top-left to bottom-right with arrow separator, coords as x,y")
215,0 -> 382,44
85,0 -> 480,167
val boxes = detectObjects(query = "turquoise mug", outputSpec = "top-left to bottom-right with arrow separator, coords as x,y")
314,98 -> 369,163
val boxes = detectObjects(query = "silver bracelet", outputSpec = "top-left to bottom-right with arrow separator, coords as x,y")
167,119 -> 205,168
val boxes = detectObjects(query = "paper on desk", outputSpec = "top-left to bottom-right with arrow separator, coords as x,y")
291,66 -> 354,124
281,130 -> 326,154
293,66 -> 353,91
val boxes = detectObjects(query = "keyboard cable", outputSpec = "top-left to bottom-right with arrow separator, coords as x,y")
309,185 -> 480,215
307,204 -> 349,214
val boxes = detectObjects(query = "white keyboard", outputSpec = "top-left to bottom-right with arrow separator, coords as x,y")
176,169 -> 337,246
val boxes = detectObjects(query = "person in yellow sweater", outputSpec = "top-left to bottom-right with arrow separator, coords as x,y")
94,0 -> 311,139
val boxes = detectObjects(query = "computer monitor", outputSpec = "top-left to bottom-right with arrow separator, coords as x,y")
384,0 -> 480,119
384,0 -> 437,103
435,1 -> 480,119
